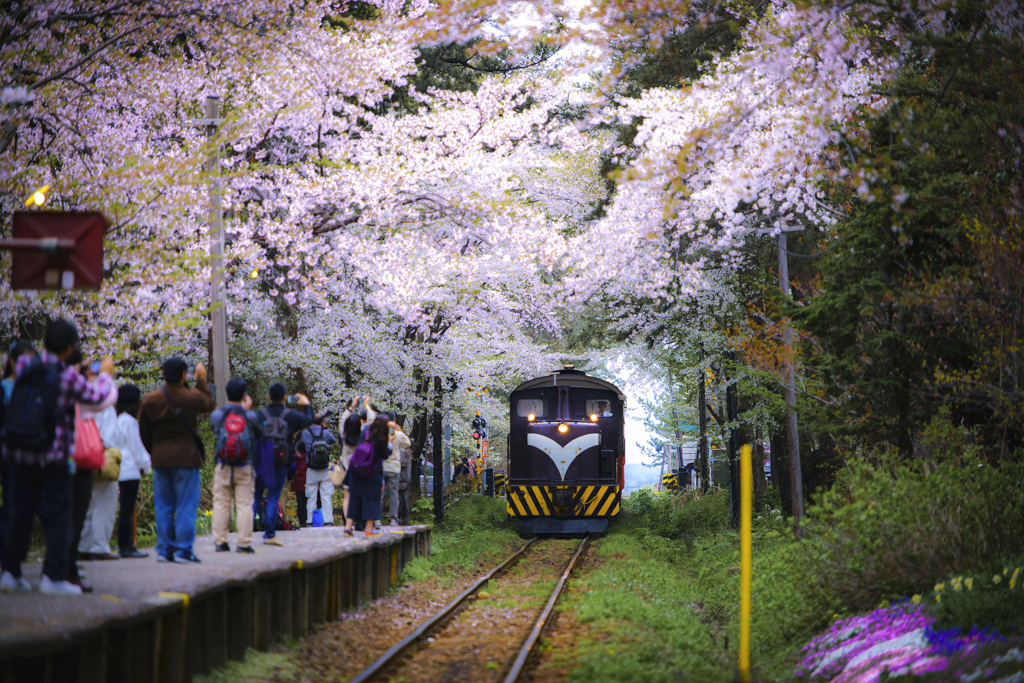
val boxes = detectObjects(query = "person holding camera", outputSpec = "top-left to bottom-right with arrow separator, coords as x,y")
382,412 -> 410,526
210,378 -> 261,554
1,319 -> 116,595
253,383 -> 312,546
138,358 -> 214,564
338,396 -> 374,525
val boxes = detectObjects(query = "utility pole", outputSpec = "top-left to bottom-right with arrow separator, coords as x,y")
758,218 -> 805,533
188,95 -> 228,407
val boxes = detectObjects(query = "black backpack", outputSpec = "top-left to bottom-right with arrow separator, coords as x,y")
1,358 -> 62,452
307,425 -> 331,470
259,407 -> 290,468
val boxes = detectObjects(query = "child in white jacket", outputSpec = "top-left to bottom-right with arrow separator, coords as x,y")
115,385 -> 151,558
78,384 -> 151,559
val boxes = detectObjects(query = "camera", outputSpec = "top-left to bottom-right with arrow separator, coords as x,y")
89,360 -> 101,374
287,395 -> 298,404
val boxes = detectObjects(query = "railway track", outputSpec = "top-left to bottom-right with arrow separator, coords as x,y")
350,536 -> 589,683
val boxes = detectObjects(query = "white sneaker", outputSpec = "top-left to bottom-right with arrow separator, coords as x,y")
39,574 -> 82,596
0,571 -> 31,592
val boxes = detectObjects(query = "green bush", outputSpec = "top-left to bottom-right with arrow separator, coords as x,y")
805,418 -> 1024,610
923,560 -> 1024,634
747,537 -> 843,679
623,487 -> 733,547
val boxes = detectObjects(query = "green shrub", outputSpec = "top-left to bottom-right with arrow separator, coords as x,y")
623,487 -> 733,547
923,560 -> 1024,634
747,537 -> 843,679
410,496 -> 434,525
805,419 -> 1024,610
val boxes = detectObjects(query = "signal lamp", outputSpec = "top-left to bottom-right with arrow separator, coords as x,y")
250,269 -> 259,279
527,414 -> 535,422
472,431 -> 480,440
557,423 -> 568,434
590,414 -> 598,422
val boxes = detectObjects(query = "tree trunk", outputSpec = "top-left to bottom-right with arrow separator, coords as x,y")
772,431 -> 792,516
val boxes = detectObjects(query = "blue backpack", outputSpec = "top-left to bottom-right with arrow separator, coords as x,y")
1,358 -> 62,452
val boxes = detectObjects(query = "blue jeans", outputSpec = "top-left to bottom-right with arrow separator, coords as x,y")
153,467 -> 201,558
253,465 -> 287,539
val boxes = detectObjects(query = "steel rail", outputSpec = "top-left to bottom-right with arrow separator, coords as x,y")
349,536 -> 540,683
503,535 -> 589,683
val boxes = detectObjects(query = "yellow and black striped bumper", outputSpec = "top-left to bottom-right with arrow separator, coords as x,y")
506,485 -> 620,518
661,473 -> 679,492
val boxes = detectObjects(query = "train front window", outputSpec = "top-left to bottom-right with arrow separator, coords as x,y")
586,399 -> 614,417
517,398 -> 548,419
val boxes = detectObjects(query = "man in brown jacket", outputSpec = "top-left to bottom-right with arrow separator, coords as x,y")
139,357 -> 215,563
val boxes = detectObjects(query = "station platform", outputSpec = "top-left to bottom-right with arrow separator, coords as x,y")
0,524 -> 431,683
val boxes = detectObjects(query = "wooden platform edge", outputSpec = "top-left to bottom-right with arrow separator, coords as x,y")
0,526 -> 432,683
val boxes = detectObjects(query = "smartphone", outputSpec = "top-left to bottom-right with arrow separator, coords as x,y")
187,363 -> 196,375
89,360 -> 101,374
287,395 -> 298,404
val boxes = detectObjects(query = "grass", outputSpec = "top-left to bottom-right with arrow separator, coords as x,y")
536,487 -> 822,683
193,645 -> 302,683
397,494 -> 519,586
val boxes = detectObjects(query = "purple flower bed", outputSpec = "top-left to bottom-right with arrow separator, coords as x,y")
795,604 -> 1007,682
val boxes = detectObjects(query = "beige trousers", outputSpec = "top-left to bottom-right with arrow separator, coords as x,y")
212,462 -> 254,548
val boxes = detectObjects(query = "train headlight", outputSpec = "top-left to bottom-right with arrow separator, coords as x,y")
557,422 -> 568,434
590,413 -> 598,422
527,414 -> 535,422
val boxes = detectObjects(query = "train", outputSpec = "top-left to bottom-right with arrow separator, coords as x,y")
505,366 -> 624,534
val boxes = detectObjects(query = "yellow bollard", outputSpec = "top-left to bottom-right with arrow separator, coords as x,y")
739,444 -> 752,683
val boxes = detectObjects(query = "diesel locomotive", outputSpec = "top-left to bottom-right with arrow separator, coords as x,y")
506,366 -> 624,534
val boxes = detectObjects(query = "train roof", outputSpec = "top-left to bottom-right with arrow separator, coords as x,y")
511,367 -> 626,400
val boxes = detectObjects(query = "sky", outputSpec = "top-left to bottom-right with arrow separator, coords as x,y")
624,395 -> 658,467
609,361 -> 663,468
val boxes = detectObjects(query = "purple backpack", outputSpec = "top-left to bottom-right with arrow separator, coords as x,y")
348,441 -> 377,477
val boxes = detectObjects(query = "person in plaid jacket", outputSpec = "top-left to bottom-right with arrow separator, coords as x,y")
0,319 -> 115,596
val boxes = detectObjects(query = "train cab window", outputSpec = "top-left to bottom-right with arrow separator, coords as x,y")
517,398 -> 548,418
587,399 -> 614,417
